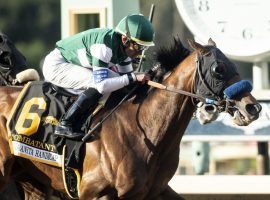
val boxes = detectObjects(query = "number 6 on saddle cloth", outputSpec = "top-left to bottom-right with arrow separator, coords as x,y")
7,81 -> 93,169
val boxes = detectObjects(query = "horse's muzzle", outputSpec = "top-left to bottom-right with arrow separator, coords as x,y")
232,102 -> 262,126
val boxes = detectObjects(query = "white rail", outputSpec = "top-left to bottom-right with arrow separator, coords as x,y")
169,175 -> 270,194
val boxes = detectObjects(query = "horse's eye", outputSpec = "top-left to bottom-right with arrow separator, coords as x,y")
216,65 -> 224,73
211,63 -> 226,79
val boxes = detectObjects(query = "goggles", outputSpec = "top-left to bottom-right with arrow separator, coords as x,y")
131,40 -> 149,51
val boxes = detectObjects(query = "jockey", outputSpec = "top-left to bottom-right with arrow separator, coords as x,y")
42,14 -> 155,139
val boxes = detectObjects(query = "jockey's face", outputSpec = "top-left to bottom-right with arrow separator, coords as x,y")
121,36 -> 144,59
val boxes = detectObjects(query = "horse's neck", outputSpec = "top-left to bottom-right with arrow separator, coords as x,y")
139,59 -> 196,148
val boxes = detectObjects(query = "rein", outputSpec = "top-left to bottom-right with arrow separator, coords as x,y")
147,79 -> 238,118
147,53 -> 223,105
146,79 -> 234,113
147,80 -> 208,103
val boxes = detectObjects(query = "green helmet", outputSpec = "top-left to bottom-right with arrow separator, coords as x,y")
115,14 -> 155,46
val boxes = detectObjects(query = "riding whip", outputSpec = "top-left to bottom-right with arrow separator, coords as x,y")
137,4 -> 155,72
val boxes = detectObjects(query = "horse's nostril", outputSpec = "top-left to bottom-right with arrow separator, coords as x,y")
246,103 -> 262,115
204,105 -> 217,113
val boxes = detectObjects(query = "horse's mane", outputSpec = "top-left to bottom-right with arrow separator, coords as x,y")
155,36 -> 190,73
129,37 -> 191,102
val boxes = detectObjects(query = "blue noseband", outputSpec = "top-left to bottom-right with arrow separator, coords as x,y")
223,80 -> 253,99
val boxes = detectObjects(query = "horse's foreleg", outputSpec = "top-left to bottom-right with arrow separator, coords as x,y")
0,117 -> 14,190
79,171 -> 117,200
0,181 -> 22,200
0,146 -> 14,188
16,180 -> 51,200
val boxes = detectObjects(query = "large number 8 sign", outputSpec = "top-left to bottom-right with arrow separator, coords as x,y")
15,97 -> 46,136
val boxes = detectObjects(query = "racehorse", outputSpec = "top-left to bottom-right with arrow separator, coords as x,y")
0,38 -> 261,200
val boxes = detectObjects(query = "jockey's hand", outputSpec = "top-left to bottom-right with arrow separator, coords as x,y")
135,72 -> 151,84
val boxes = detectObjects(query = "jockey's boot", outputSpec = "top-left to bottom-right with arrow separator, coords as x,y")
54,88 -> 102,139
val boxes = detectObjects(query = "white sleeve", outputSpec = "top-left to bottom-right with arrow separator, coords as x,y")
94,74 -> 131,94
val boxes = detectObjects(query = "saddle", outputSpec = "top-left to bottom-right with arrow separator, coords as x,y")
7,81 -> 99,199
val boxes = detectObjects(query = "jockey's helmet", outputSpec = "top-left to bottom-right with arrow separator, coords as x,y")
115,14 -> 155,47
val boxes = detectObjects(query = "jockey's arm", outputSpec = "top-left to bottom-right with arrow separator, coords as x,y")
91,53 -> 136,95
92,65 -> 150,94
90,47 -> 149,94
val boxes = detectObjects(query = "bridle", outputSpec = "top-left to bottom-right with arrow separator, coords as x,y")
194,53 -> 238,115
196,53 -> 221,101
147,52 -> 247,116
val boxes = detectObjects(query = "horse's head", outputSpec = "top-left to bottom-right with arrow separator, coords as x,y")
189,38 -> 261,126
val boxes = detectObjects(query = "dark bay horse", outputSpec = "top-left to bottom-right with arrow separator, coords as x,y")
0,38 -> 261,199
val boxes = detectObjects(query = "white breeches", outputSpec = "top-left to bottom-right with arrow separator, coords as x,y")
42,48 -> 120,94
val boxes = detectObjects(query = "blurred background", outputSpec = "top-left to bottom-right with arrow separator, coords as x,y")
0,0 -> 60,76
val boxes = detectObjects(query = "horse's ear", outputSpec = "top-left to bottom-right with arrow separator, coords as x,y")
188,39 -> 208,55
208,38 -> 216,47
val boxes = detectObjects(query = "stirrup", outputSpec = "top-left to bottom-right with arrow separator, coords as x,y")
55,125 -> 84,140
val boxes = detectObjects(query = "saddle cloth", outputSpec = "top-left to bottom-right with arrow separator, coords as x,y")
7,81 -> 83,167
